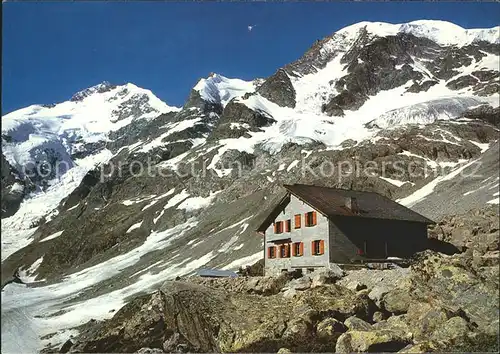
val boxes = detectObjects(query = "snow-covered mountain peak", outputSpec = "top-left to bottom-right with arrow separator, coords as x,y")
3,83 -> 178,138
398,20 -> 500,46
1,82 -> 180,186
327,20 -> 499,51
193,73 -> 257,107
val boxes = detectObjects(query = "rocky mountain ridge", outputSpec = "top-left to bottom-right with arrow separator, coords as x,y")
1,19 -> 499,353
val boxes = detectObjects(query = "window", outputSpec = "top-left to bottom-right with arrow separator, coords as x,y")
273,221 -> 283,234
357,241 -> 367,256
267,246 -> 276,259
292,242 -> 304,257
285,219 -> 291,232
304,211 -> 317,227
294,214 -> 301,229
279,244 -> 290,258
312,240 -> 325,255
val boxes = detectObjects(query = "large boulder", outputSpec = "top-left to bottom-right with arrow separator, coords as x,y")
372,314 -> 412,336
245,275 -> 290,295
344,316 -> 372,331
310,266 -> 344,288
381,288 -> 412,315
338,268 -> 410,294
429,316 -> 471,342
316,317 -> 346,339
294,284 -> 372,322
405,301 -> 452,341
283,276 -> 312,292
335,329 -> 412,353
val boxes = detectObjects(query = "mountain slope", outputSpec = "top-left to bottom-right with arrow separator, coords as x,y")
1,20 -> 499,353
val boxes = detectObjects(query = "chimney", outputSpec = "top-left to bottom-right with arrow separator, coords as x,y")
345,197 -> 359,214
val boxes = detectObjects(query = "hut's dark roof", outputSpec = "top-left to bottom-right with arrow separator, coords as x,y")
256,184 -> 434,232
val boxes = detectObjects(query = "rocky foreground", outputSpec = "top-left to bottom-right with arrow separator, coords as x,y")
48,239 -> 499,353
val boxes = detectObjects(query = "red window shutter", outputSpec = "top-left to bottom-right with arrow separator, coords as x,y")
291,243 -> 296,256
285,244 -> 289,257
285,220 -> 290,232
273,223 -> 277,234
311,241 -> 315,255
304,213 -> 309,227
319,240 -> 325,255
312,211 -> 317,226
267,247 -> 271,258
299,242 -> 304,256
295,214 -> 301,228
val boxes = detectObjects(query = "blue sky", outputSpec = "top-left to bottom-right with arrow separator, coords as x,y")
2,1 -> 499,114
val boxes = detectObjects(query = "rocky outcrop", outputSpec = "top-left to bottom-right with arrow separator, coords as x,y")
409,251 -> 499,334
237,258 -> 264,276
1,153 -> 25,218
111,92 -> 159,122
209,99 -> 276,140
323,34 -> 435,115
446,75 -> 479,90
257,69 -> 296,108
405,80 -> 438,93
70,81 -> 116,102
428,205 -> 499,254
462,104 -> 500,127
68,280 -> 372,353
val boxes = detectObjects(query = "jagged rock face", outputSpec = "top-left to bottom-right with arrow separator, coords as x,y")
405,79 -> 439,93
320,33 -> 499,116
110,92 -> 159,122
257,69 -> 296,108
209,98 -> 276,140
323,34 -> 436,114
70,81 -> 117,102
462,104 -> 500,127
1,154 -> 25,218
183,89 -> 224,115
284,37 -> 341,77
